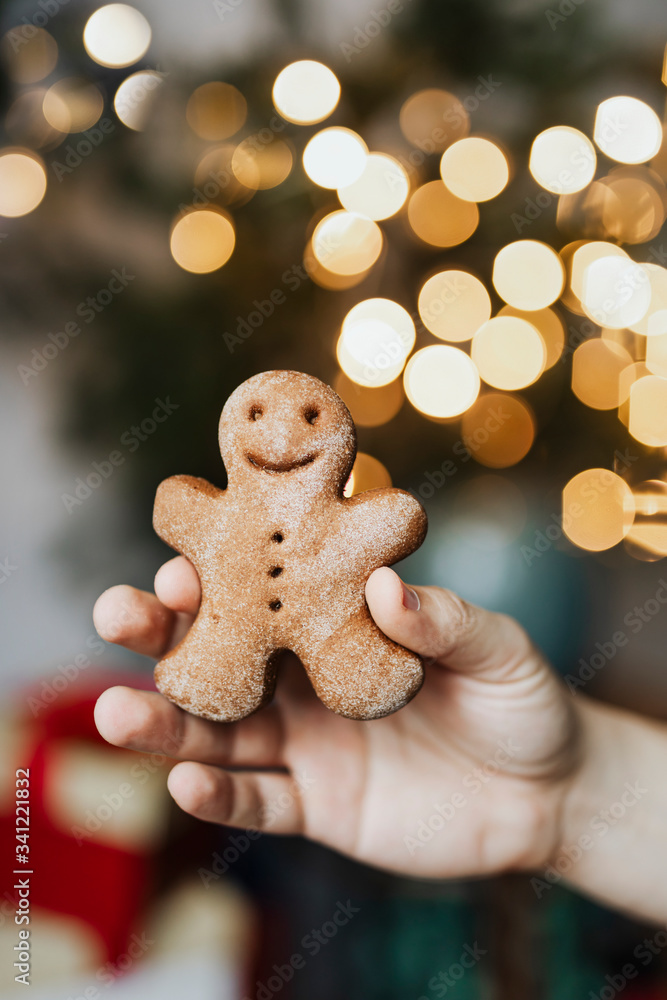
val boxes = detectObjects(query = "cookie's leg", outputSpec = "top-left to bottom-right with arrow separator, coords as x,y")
301,610 -> 424,721
154,615 -> 275,723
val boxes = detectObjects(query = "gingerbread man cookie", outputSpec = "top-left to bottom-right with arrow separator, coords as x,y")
153,371 -> 427,722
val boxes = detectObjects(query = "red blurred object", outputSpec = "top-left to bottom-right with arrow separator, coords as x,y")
1,671 -> 158,964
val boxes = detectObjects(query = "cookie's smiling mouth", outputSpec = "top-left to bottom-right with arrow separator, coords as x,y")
245,452 -> 318,473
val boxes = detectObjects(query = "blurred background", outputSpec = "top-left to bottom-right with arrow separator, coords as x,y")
2,0 -> 667,996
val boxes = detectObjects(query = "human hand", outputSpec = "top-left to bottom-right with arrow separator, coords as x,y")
93,556 -> 581,880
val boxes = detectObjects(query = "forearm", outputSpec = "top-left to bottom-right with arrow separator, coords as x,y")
549,695 -> 667,922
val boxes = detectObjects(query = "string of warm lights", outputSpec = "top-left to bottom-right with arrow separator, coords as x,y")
2,6 -> 667,559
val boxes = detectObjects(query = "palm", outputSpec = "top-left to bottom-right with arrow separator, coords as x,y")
259,638 -> 576,878
94,562 -> 577,881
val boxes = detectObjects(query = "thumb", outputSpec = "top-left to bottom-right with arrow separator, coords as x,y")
365,566 -> 537,681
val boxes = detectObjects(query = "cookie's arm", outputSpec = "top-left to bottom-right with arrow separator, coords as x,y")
343,488 -> 427,566
153,475 -> 223,556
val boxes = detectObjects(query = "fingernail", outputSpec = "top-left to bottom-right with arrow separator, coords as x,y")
401,583 -> 420,611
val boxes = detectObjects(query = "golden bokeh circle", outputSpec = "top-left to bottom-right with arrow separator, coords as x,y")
1,27 -> 58,84
404,345 -> 480,418
497,305 -> 564,369
338,153 -> 409,221
418,270 -> 491,342
302,127 -> 368,190
440,137 -> 509,202
312,211 -> 383,276
492,240 -> 565,310
0,150 -> 47,217
594,96 -> 662,165
529,126 -> 596,194
83,4 -> 151,68
399,89 -> 470,152
461,393 -> 535,468
272,61 -> 340,125
170,208 -> 235,273
186,82 -> 247,141
344,452 -> 393,497
571,338 -> 633,410
562,469 -> 634,551
333,373 -> 404,427
472,316 -> 546,390
408,181 -> 479,247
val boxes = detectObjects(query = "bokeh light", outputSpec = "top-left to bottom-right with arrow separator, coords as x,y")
312,211 -> 383,276
186,82 -> 247,141
404,345 -> 480,418
594,96 -> 662,164
629,375 -> 667,446
439,137 -> 509,202
43,78 -> 103,133
408,181 -> 478,247
169,208 -> 235,273
399,89 -> 469,152
83,4 -> 151,69
646,332 -> 667,377
472,316 -> 546,390
581,256 -> 650,328
338,153 -> 409,221
571,339 -> 633,409
194,145 -> 253,207
492,240 -> 565,310
114,71 -> 163,131
1,27 -> 58,84
337,298 -> 415,388
272,61 -> 340,125
568,240 -> 628,311
418,270 -> 491,342
302,128 -> 367,189
562,469 -> 634,551
231,137 -> 293,190
600,169 -> 665,245
628,263 -> 667,337
497,305 -> 564,369
304,239 -> 371,289
343,453 -> 392,497
6,89 -> 62,149
625,480 -> 667,560
0,150 -> 47,217
529,126 -> 596,194
333,373 -> 404,427
461,393 -> 535,468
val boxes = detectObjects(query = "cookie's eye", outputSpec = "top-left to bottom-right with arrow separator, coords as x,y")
249,405 -> 263,421
304,407 -> 319,425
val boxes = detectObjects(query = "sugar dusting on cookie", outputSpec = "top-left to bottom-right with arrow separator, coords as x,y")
153,371 -> 427,722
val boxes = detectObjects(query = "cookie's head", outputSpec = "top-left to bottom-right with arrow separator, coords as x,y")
219,371 -> 356,493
